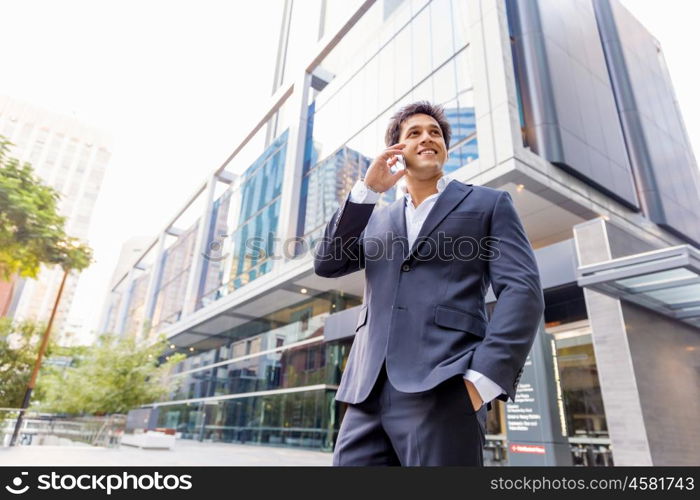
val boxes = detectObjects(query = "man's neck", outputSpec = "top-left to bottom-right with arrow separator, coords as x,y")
405,172 -> 443,208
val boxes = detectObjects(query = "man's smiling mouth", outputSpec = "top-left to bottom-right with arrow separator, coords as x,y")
418,149 -> 438,156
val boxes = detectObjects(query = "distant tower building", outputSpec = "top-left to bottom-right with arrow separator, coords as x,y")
97,236 -> 153,338
0,95 -> 112,343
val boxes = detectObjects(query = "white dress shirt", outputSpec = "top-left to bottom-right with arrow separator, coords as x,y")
348,175 -> 506,407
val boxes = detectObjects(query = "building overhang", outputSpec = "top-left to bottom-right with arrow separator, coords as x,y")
162,255 -> 364,354
577,245 -> 700,329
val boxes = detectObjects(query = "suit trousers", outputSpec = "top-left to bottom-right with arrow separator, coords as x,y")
332,362 -> 487,466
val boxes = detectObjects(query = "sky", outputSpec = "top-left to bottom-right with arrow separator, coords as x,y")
0,0 -> 698,344
0,0 -> 284,343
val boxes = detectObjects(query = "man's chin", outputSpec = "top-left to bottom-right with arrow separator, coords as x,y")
404,169 -> 444,183
407,161 -> 444,174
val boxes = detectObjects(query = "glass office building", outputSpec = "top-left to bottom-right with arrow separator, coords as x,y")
101,0 -> 700,465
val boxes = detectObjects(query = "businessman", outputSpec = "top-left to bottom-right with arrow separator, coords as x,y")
314,101 -> 544,466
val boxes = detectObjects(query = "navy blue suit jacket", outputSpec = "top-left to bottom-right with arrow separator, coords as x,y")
314,180 -> 544,405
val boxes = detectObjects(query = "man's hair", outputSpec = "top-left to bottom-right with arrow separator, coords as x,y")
384,101 -> 452,149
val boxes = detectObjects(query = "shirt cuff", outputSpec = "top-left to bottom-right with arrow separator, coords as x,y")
349,179 -> 381,204
464,369 -> 505,404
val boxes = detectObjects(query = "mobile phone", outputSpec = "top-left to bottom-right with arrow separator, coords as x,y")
392,154 -> 406,173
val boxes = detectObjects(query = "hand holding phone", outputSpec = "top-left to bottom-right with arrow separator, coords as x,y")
391,154 -> 405,173
365,143 -> 407,192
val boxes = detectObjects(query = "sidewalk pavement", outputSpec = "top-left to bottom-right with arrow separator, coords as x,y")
0,439 -> 332,466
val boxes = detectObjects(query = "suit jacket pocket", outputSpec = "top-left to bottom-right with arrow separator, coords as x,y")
434,305 -> 486,338
355,305 -> 368,331
446,210 -> 484,219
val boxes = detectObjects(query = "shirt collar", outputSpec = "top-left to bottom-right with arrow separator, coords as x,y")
399,174 -> 454,203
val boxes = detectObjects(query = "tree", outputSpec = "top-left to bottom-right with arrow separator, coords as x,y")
0,137 -> 92,280
0,137 -> 92,446
35,334 -> 185,415
1,135 -> 94,444
0,318 -> 52,410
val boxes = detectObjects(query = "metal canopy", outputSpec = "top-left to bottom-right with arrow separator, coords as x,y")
577,245 -> 700,329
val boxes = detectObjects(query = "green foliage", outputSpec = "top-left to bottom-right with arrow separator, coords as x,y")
35,334 -> 185,415
0,317 -> 52,409
0,137 -> 93,280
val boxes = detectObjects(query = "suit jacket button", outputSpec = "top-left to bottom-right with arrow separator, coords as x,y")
401,264 -> 411,272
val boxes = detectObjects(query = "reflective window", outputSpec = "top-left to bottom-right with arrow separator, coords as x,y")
124,272 -> 150,338
322,0 -> 366,40
544,286 -> 608,442
432,59 -> 457,108
151,222 -> 199,333
45,133 -> 64,167
549,321 -> 609,441
302,1 -> 478,235
411,7 -> 432,85
156,389 -> 337,450
197,190 -> 233,309
28,127 -> 49,165
156,296 -> 361,450
430,0 -> 455,70
451,0 -> 471,51
283,0 -> 324,84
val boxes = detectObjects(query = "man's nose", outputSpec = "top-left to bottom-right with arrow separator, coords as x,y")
419,132 -> 435,144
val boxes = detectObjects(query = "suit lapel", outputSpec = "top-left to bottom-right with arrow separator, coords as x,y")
389,195 -> 407,241
388,179 -> 475,259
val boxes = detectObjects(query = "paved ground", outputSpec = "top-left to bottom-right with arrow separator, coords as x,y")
0,439 -> 332,466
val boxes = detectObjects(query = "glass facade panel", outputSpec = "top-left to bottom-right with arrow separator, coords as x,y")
124,272 -> 149,338
411,6 -> 432,85
432,59 -> 457,107
301,1 -> 478,239
283,0 -> 324,85
197,190 -> 232,309
616,268 -> 697,291
543,286 -> 608,446
171,293 -> 360,368
153,295 -> 360,450
549,322 -> 609,441
156,389 -> 337,450
322,0 -> 366,40
646,283 -> 700,306
190,128 -> 290,302
170,340 -> 339,401
430,0 -> 455,70
151,222 -> 199,333
393,25 -> 413,101
451,0 -> 471,51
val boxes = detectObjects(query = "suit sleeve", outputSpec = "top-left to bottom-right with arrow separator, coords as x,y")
313,184 -> 376,278
469,190 -> 545,403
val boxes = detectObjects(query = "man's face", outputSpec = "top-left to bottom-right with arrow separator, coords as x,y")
399,113 -> 448,176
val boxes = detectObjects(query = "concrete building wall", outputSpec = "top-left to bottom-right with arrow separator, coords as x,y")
622,301 -> 700,465
575,217 -> 700,465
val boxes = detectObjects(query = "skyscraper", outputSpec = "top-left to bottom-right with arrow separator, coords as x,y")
0,95 -> 112,344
